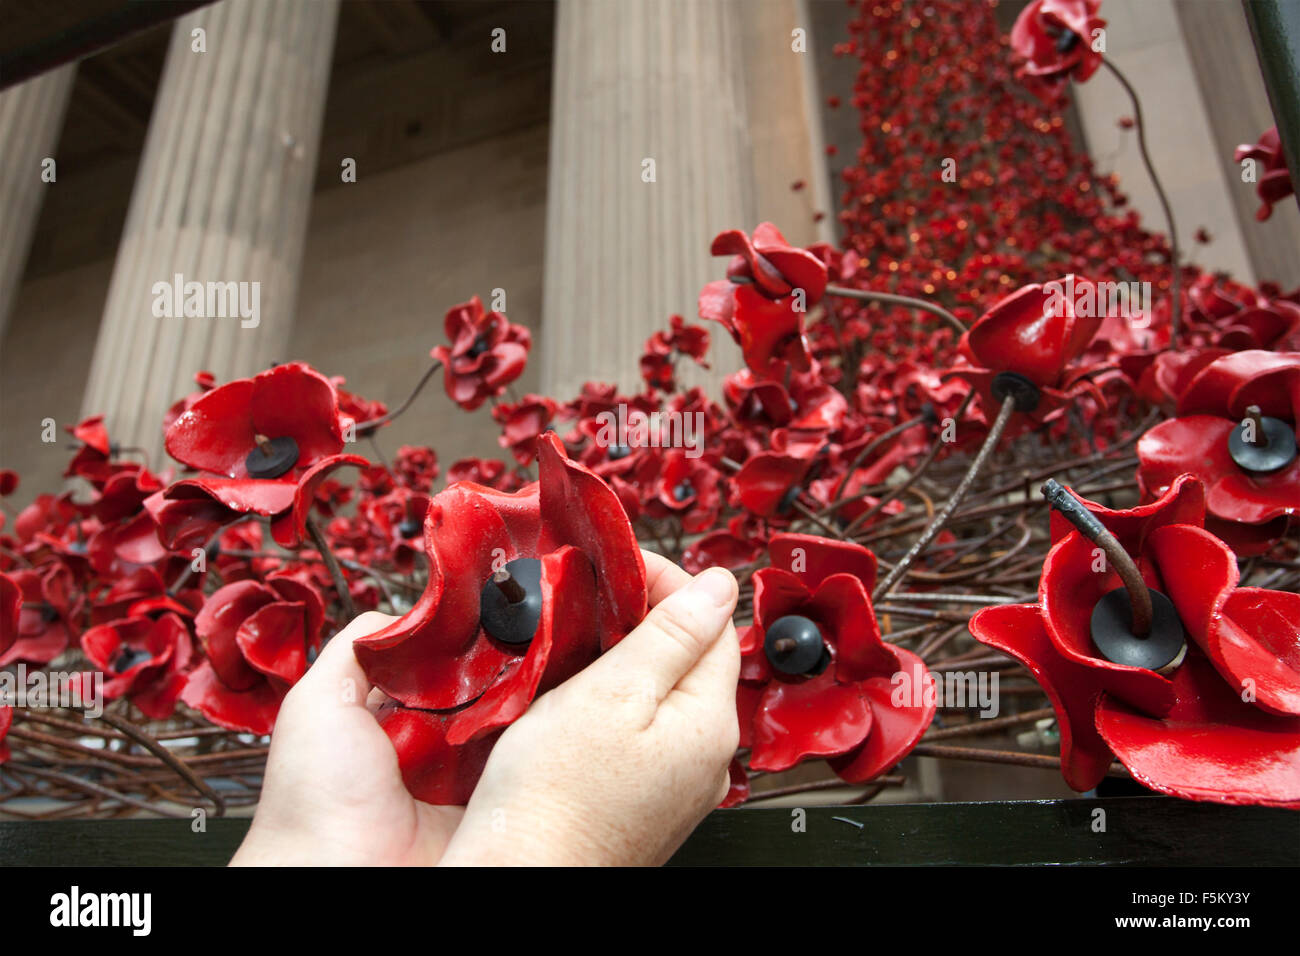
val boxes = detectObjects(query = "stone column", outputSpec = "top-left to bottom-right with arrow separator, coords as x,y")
0,65 -> 77,341
1177,0 -> 1300,287
742,0 -> 835,248
80,0 -> 339,462
1068,0 -> 1262,283
541,0 -> 759,399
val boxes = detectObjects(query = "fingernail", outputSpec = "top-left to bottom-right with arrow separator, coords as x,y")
690,568 -> 737,608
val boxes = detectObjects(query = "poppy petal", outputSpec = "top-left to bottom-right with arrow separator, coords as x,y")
749,667 -> 874,772
1097,652 -> 1300,807
446,546 -> 599,744
377,701 -> 502,805
829,646 -> 936,783
180,660 -> 283,736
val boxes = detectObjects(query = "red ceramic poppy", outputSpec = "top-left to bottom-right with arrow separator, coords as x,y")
492,395 -> 559,465
70,416 -> 111,456
1,564 -> 79,667
446,457 -> 511,488
89,566 -> 199,626
1010,0 -> 1106,98
646,450 -> 723,533
1186,274 -> 1300,351
353,488 -> 432,576
78,468 -> 176,582
1136,351 -> 1299,546
151,363 -> 368,549
91,466 -> 164,526
946,277 -> 1106,422
12,493 -> 79,547
392,445 -> 439,492
431,296 -> 531,411
1235,127 -> 1296,222
63,416 -> 121,486
732,450 -> 814,519
332,376 -> 390,430
724,368 -> 848,433
681,518 -> 765,575
1122,346 -> 1231,407
970,476 -> 1300,805
641,315 -> 711,391
165,362 -> 349,478
700,224 -> 827,377
737,534 -> 934,783
0,571 -> 20,659
80,612 -> 195,719
0,471 -> 17,498
711,222 -> 830,303
181,575 -> 326,735
0,706 -> 11,764
355,432 -> 647,803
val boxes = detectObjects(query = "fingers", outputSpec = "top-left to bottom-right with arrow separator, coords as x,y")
667,613 -> 740,705
641,550 -> 693,607
593,567 -> 738,702
287,611 -> 396,714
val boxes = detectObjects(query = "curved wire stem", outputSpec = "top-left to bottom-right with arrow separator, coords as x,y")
825,284 -> 967,337
1040,478 -> 1152,635
307,516 -> 357,622
1102,57 -> 1181,344
355,359 -> 442,435
97,710 -> 226,816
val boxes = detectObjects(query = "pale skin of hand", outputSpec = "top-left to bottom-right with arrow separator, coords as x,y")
231,552 -> 740,866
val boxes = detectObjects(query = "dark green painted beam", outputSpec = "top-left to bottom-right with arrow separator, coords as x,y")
0,797 -> 1295,866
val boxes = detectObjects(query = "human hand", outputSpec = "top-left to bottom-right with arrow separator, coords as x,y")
438,553 -> 740,866
230,611 -> 465,866
233,551 -> 740,867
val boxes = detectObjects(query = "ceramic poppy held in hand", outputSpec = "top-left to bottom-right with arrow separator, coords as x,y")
354,432 -> 648,804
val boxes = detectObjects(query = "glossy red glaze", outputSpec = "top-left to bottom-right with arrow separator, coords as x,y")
738,534 -> 935,783
355,433 -> 646,802
180,576 -> 325,735
1010,0 -> 1107,100
971,478 -> 1300,802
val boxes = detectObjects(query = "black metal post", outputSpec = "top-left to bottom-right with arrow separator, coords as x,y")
1243,0 -> 1300,215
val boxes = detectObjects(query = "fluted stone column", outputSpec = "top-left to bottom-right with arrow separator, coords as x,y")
541,0 -> 831,399
0,65 -> 77,341
81,0 -> 339,462
1069,0 -> 1261,282
541,0 -> 761,398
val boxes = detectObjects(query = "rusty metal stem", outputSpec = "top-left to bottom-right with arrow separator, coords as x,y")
307,516 -> 357,622
825,284 -> 967,336
1040,479 -> 1152,636
872,393 -> 1016,601
492,567 -> 527,603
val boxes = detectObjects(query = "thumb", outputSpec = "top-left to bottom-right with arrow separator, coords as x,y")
592,567 -> 738,702
282,611 -> 395,718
